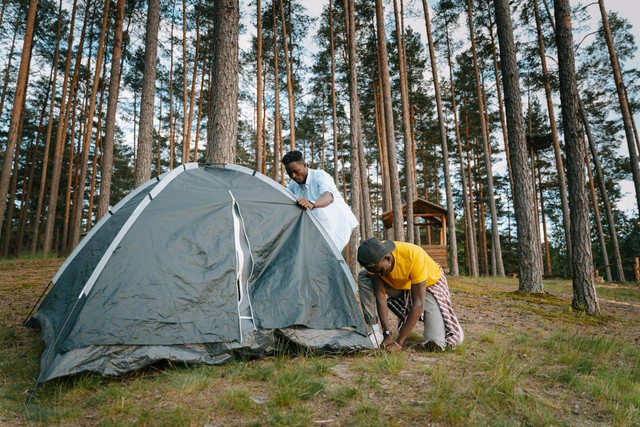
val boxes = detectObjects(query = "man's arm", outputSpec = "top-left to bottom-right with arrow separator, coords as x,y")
297,191 -> 334,210
371,275 -> 393,347
395,281 -> 426,347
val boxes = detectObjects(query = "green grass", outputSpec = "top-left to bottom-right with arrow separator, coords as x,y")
328,385 -> 359,407
2,258 -> 640,425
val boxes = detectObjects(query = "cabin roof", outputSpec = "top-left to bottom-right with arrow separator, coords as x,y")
381,198 -> 447,229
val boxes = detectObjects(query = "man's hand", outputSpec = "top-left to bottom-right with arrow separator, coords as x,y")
296,198 -> 315,210
383,340 -> 402,354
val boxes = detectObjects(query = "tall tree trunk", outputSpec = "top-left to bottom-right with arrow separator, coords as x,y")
580,100 -> 625,281
0,0 -> 7,34
69,0 -> 111,249
483,0 -> 513,192
374,0 -> 404,241
133,0 -> 160,187
422,0 -> 458,275
193,58 -> 207,162
0,0 -> 37,240
494,0 -> 544,292
584,138 -> 611,281
445,22 -> 477,277
320,99 -> 326,169
2,102 -> 26,256
0,21 -> 18,125
467,0 -> 504,276
255,0 -> 263,172
392,0 -> 415,243
278,0 -> 295,150
329,0 -> 339,186
181,0 -> 189,161
374,79 -> 391,213
169,4 -> 176,169
345,0 -> 372,240
3,113 -> 23,254
533,0 -> 573,275
206,0 -> 239,163
62,91 -> 81,251
43,0 -> 91,253
597,0 -> 640,216
96,0 -> 125,221
344,0 -> 362,275
87,59 -> 108,231
31,0 -> 64,254
272,0 -> 281,181
18,68 -> 53,254
536,158 -> 553,276
554,0 -> 599,313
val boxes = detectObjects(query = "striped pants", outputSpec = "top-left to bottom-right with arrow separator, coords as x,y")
357,268 -> 463,349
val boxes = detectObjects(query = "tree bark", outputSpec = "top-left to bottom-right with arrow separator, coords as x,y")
374,0 -> 404,241
69,0 -> 111,249
467,0 -> 504,276
278,0 -> 295,150
483,0 -> 513,192
535,154 -> 553,276
494,0 -> 544,292
0,20 -> 18,126
444,23 -> 477,277
43,0 -> 91,253
2,103 -> 25,256
580,100 -> 625,282
87,57 -> 109,231
272,0 -> 281,181
193,57 -> 207,162
422,0 -> 458,275
344,0 -> 372,240
98,0 -> 126,218
133,0 -> 160,187
62,89 -> 81,251
0,0 -> 37,240
533,0 -> 573,275
374,79 -> 391,214
597,0 -> 640,216
18,67 -> 53,254
206,0 -> 239,163
31,0 -> 65,253
329,0 -> 339,187
584,138 -> 611,282
343,0 -> 362,274
391,0 -> 415,244
169,4 -> 176,169
181,0 -> 189,161
255,0 -> 263,172
554,0 -> 599,313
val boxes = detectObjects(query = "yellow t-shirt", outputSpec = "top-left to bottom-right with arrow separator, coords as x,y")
378,241 -> 442,289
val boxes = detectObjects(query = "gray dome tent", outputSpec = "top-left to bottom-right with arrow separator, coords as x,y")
28,163 -> 371,387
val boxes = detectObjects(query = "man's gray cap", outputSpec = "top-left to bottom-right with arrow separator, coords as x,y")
357,237 -> 396,268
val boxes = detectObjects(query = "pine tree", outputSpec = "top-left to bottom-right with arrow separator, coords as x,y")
206,0 -> 239,163
133,0 -> 161,187
554,0 -> 599,313
494,0 -> 543,292
0,0 -> 38,241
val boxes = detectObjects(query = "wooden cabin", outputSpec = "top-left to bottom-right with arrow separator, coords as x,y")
381,199 -> 449,270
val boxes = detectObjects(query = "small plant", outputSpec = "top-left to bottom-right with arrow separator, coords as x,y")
329,386 -> 358,407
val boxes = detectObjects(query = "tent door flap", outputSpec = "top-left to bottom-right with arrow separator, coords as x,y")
229,191 -> 257,342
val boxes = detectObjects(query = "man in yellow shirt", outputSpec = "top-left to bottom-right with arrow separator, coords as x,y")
357,237 -> 463,353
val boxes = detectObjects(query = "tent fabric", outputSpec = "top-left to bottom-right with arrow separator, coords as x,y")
30,164 -> 371,384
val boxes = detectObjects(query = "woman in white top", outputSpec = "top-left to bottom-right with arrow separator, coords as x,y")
282,150 -> 358,252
